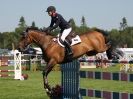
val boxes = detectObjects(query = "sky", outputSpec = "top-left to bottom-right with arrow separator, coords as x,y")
0,0 -> 133,32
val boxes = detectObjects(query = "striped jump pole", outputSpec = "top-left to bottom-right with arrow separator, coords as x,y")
79,59 -> 133,63
0,70 -> 14,72
0,51 -> 22,80
0,65 -> 11,67
0,74 -> 14,77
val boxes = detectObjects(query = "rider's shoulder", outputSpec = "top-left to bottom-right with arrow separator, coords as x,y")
52,13 -> 62,20
56,13 -> 63,18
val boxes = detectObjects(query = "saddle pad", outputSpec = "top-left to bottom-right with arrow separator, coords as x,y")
53,35 -> 81,47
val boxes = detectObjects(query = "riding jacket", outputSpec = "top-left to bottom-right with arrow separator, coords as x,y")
49,13 -> 70,33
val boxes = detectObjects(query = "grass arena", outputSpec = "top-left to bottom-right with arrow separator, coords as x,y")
0,57 -> 133,99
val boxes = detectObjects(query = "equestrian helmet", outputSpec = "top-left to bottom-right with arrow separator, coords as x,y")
46,6 -> 56,12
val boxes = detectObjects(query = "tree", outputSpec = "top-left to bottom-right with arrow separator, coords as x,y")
15,16 -> 27,33
109,29 -> 121,47
12,16 -> 28,49
79,16 -> 88,33
120,17 -> 128,30
31,21 -> 36,28
15,16 -> 27,39
120,27 -> 133,47
18,16 -> 27,28
1,32 -> 15,49
68,18 -> 76,31
81,16 -> 87,27
0,33 -> 4,48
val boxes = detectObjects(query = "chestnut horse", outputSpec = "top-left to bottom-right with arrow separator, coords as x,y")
18,27 -> 121,96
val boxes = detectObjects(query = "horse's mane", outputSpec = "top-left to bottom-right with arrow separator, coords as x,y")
26,27 -> 45,34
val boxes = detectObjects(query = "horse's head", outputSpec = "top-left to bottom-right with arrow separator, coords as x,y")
18,28 -> 33,52
18,27 -> 54,52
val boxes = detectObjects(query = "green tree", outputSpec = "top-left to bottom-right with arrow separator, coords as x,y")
1,32 -> 15,49
15,16 -> 27,34
120,17 -> 128,30
15,16 -> 27,38
109,29 -> 121,47
31,21 -> 36,28
0,33 -> 4,48
68,18 -> 76,31
120,27 -> 133,47
13,16 -> 28,49
79,16 -> 88,34
18,16 -> 27,28
81,16 -> 87,27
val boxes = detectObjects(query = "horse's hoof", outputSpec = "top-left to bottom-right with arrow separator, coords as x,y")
45,89 -> 53,97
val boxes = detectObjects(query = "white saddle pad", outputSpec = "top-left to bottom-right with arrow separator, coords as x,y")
53,35 -> 81,47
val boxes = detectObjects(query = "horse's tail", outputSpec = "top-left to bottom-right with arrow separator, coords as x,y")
106,43 -> 124,60
94,28 -> 124,59
106,45 -> 114,60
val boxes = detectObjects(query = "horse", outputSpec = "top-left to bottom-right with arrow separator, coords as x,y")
17,27 -> 122,96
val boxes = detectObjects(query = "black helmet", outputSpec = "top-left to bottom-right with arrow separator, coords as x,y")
46,6 -> 56,12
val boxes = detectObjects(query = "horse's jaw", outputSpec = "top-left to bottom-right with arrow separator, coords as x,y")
18,45 -> 30,52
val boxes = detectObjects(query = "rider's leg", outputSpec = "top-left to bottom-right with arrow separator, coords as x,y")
60,27 -> 73,55
63,40 -> 73,55
60,28 -> 72,41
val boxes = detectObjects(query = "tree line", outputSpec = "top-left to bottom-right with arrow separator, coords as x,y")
0,16 -> 133,50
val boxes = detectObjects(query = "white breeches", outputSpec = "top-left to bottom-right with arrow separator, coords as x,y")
60,27 -> 72,41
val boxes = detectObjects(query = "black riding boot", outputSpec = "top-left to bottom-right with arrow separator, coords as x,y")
63,40 -> 73,56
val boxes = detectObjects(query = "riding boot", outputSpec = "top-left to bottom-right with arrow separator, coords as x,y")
63,40 -> 73,56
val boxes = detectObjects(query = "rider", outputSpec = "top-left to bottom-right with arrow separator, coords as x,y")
44,6 -> 73,56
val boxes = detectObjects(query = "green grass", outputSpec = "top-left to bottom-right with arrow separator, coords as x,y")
0,71 -> 61,99
0,65 -> 133,99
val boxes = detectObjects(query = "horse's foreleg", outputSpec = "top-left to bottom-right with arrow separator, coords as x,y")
42,58 -> 56,94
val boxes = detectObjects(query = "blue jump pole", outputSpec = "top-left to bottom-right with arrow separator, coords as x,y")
61,59 -> 82,99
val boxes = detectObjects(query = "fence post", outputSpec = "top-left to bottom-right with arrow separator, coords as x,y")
14,51 -> 22,80
61,59 -> 82,99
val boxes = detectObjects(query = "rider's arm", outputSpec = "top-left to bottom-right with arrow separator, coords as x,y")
43,18 -> 54,32
50,16 -> 61,31
49,18 -> 54,27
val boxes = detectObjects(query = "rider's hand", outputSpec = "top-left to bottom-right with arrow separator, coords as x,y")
43,27 -> 51,33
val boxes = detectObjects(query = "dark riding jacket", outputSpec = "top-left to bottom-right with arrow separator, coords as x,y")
49,13 -> 70,33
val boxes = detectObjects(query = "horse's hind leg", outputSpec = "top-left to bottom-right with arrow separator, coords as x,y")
96,44 -> 110,53
98,43 -> 113,59
86,51 -> 98,56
